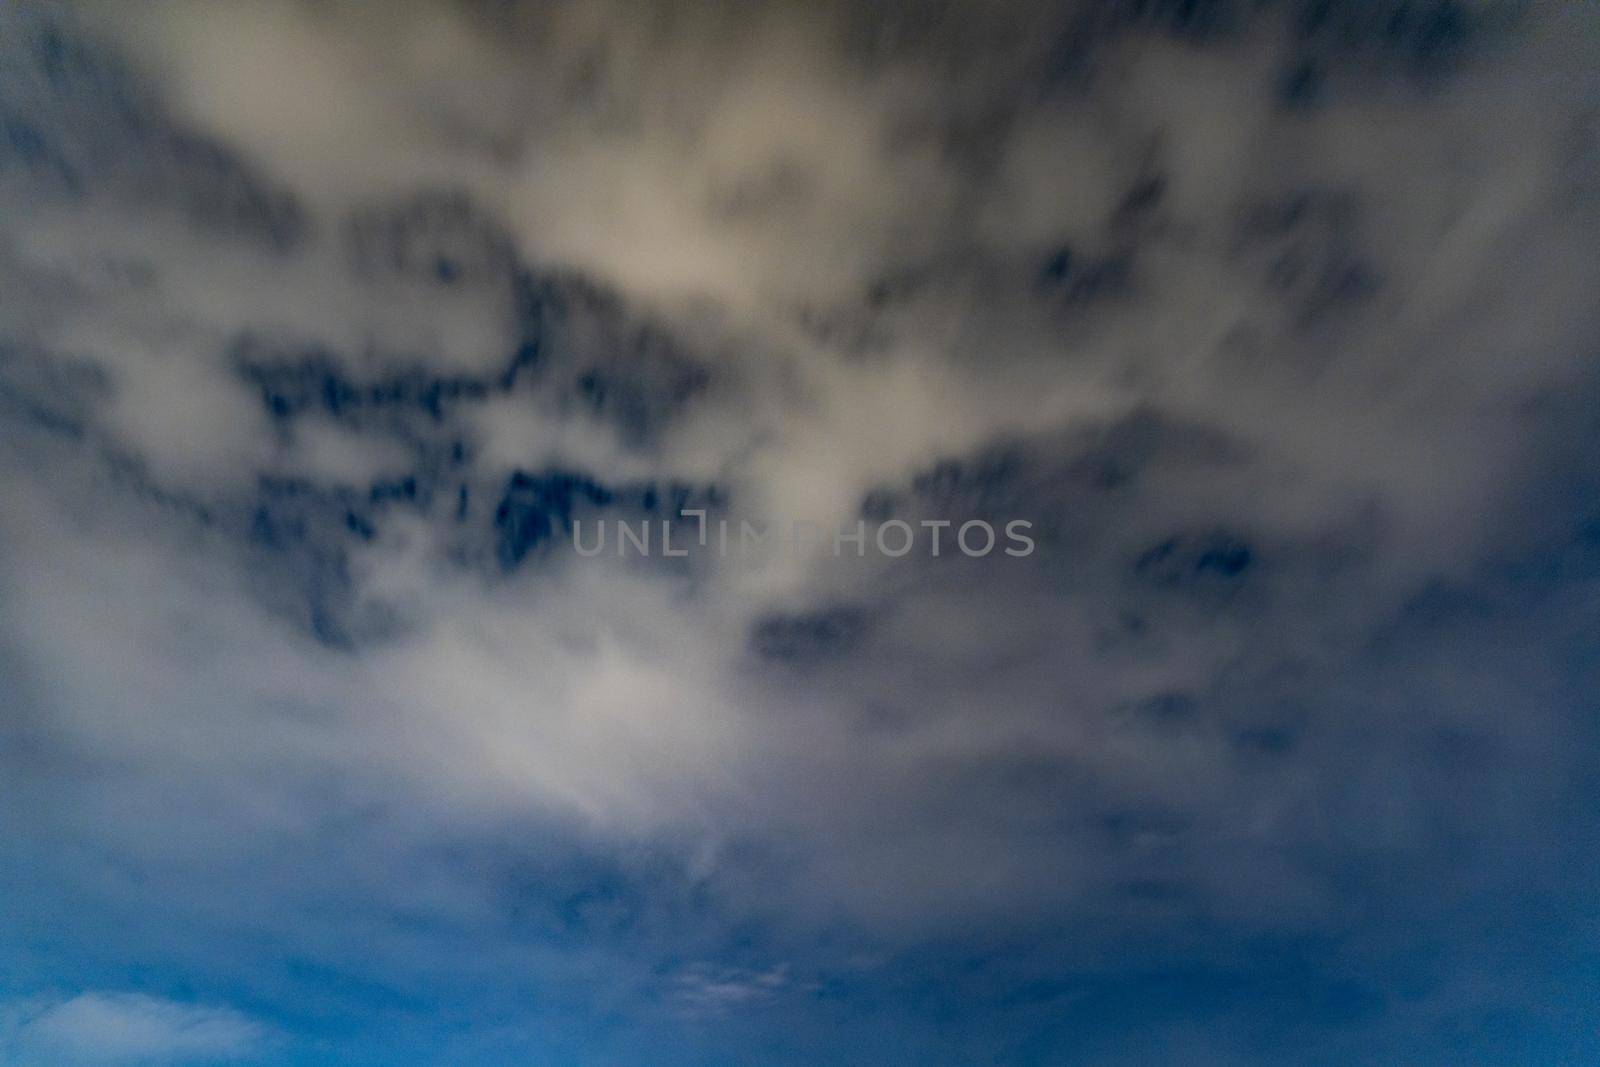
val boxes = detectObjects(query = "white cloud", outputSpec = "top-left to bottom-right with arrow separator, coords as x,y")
1,7 -> 1598,1060
3,993 -> 266,1065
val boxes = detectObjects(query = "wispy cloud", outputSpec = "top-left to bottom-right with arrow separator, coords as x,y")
2,0 -> 1598,1062
2,993 -> 267,1065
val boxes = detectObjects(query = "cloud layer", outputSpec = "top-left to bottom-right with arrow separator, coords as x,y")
2,0 -> 1599,1062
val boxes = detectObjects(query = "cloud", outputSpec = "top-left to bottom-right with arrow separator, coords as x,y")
666,961 -> 791,1018
2,0 -> 1599,1062
2,993 -> 266,1065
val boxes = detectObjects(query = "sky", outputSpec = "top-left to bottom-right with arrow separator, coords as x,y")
1,0 -> 1598,1063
